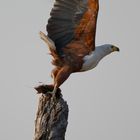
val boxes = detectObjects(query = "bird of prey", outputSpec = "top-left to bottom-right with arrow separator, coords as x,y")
40,0 -> 119,94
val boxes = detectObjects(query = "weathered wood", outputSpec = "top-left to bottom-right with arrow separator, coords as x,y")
34,85 -> 69,140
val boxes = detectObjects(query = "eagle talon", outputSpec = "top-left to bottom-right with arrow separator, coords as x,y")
48,90 -> 57,103
47,86 -> 57,95
47,91 -> 55,95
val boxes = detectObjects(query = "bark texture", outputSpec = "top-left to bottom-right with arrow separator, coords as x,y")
34,85 -> 69,140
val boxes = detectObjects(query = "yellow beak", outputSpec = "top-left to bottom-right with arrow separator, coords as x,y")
112,46 -> 120,52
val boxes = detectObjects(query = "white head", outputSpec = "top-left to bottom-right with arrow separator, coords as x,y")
97,44 -> 120,54
80,44 -> 119,71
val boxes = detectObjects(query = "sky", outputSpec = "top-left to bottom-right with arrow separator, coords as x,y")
0,0 -> 140,140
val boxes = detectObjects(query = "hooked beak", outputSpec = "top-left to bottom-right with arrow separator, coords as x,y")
112,45 -> 120,52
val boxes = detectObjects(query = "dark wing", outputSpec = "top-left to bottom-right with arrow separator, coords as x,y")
47,0 -> 99,54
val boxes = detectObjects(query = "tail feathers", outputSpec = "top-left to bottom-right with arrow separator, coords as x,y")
50,50 -> 63,67
51,58 -> 63,67
40,31 -> 56,50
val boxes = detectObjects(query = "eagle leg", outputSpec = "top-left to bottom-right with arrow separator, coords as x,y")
51,67 -> 60,82
47,65 -> 72,95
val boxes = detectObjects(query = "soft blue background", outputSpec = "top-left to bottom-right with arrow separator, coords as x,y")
0,0 -> 140,139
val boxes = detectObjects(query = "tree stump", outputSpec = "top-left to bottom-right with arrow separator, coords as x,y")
34,85 -> 69,140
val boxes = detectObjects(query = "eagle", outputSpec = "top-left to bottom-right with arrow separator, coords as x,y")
39,0 -> 119,94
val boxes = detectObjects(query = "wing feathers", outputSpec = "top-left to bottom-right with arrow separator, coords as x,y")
47,0 -> 99,55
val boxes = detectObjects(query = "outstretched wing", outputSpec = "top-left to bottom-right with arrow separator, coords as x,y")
47,0 -> 99,54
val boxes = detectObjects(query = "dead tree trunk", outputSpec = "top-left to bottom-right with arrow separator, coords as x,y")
34,85 -> 69,140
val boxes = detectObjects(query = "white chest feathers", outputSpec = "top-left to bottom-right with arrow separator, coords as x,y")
80,52 -> 100,71
80,46 -> 111,72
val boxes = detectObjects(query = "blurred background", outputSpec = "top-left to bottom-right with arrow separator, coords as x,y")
0,0 -> 140,139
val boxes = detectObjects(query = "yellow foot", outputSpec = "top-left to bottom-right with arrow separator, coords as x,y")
47,91 -> 56,95
47,87 -> 57,95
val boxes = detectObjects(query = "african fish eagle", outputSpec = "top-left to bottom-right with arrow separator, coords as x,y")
39,0 -> 119,94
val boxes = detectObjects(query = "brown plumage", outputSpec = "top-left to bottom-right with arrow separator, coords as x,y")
41,0 -> 99,92
40,0 -> 119,94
